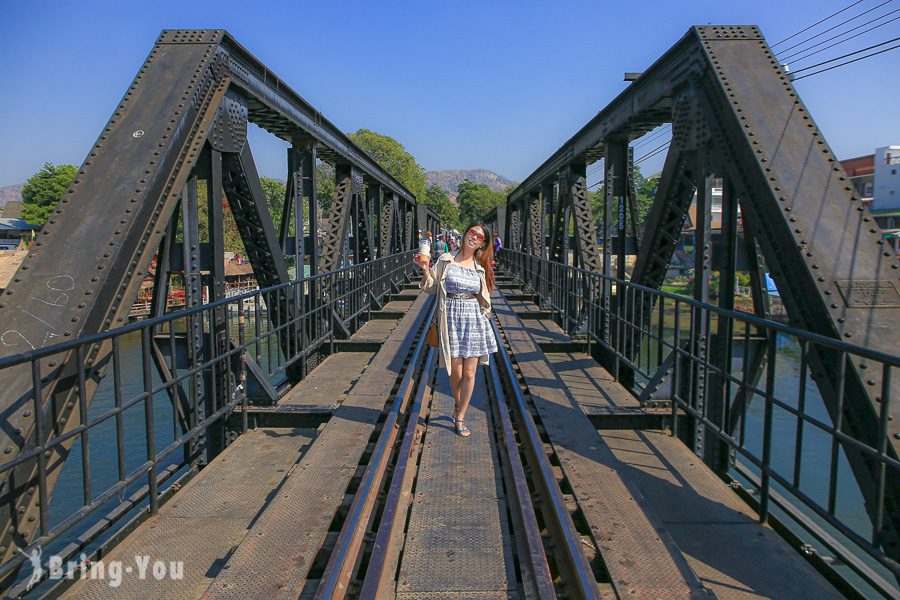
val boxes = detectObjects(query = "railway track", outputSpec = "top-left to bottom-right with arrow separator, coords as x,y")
302,290 -> 605,599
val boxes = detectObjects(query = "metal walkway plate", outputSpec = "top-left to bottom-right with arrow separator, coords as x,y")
600,428 -> 842,599
396,369 -> 516,596
278,351 -> 374,409
62,427 -> 315,600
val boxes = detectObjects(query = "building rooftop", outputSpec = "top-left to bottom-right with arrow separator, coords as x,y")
840,154 -> 874,178
0,218 -> 39,231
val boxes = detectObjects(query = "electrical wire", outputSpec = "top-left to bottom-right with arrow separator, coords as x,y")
635,141 -> 670,164
777,0 -> 894,56
792,40 -> 900,79
780,9 -> 900,62
771,0 -> 867,48
632,125 -> 672,150
790,35 -> 900,73
585,126 -> 671,178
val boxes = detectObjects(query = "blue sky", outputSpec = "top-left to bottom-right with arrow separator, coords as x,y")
1,0 -> 898,188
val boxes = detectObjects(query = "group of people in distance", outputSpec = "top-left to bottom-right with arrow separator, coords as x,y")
416,229 -> 502,264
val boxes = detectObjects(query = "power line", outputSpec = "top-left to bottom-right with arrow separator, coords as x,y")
587,141 -> 672,190
631,125 -> 672,150
585,125 -> 672,178
790,35 -> 900,73
635,141 -> 670,165
793,40 -> 900,79
771,0 -> 867,48
777,0 -> 894,56
780,8 -> 900,62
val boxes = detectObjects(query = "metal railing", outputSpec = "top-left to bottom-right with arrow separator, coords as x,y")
499,249 -> 900,597
0,250 -> 416,594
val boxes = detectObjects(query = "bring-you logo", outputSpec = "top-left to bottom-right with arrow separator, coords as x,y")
19,545 -> 184,590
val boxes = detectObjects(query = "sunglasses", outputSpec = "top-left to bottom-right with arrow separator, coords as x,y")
466,230 -> 486,242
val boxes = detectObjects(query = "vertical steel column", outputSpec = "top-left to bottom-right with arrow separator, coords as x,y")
321,163 -> 355,271
405,202 -> 415,250
301,144 -> 318,276
206,147 -> 229,449
181,176 -> 207,464
691,167 -> 714,458
373,185 -> 384,259
707,178 -> 737,471
603,141 -> 627,356
365,184 -> 379,261
603,138 -> 624,364
380,192 -> 395,258
527,190 -> 542,257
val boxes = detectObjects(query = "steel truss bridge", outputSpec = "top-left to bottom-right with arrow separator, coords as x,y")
0,26 -> 897,599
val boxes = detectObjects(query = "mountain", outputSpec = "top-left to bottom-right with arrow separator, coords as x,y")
0,185 -> 23,210
425,169 -> 515,198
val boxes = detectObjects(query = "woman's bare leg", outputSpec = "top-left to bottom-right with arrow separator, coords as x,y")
449,358 -> 464,417
455,357 -> 480,428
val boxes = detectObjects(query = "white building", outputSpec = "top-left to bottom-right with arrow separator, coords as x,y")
873,146 -> 900,209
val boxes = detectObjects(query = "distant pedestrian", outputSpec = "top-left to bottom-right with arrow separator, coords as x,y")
435,236 -> 448,255
493,232 -> 503,254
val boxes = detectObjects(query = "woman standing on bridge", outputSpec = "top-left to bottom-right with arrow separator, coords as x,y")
417,223 -> 498,437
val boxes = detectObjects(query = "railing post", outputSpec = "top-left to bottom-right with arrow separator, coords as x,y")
141,327 -> 159,516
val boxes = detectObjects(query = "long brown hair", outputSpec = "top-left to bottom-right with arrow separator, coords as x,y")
463,223 -> 495,292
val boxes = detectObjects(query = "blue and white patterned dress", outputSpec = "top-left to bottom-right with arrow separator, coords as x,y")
444,264 -> 498,359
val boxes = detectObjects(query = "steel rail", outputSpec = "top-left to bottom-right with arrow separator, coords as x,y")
314,297 -> 436,599
358,348 -> 436,599
485,340 -> 558,599
488,317 -> 601,600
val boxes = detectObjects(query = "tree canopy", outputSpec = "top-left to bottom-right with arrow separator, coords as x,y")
456,179 -> 506,227
421,185 -> 459,229
21,163 -> 77,224
349,129 -> 427,201
589,166 -> 658,235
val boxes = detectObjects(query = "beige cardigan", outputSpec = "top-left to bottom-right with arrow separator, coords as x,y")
419,253 -> 494,371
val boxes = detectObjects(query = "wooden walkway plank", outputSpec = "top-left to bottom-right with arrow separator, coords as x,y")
495,283 -> 841,599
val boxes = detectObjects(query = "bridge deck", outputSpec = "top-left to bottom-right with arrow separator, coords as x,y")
201,293 -> 429,599
61,283 -> 844,599
492,285 -> 840,599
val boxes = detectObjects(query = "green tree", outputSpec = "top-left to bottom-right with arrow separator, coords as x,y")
589,166 -> 658,235
421,185 -> 459,229
21,163 -> 77,224
316,162 -> 335,217
259,176 -> 286,233
348,129 -> 427,200
456,179 -> 506,226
